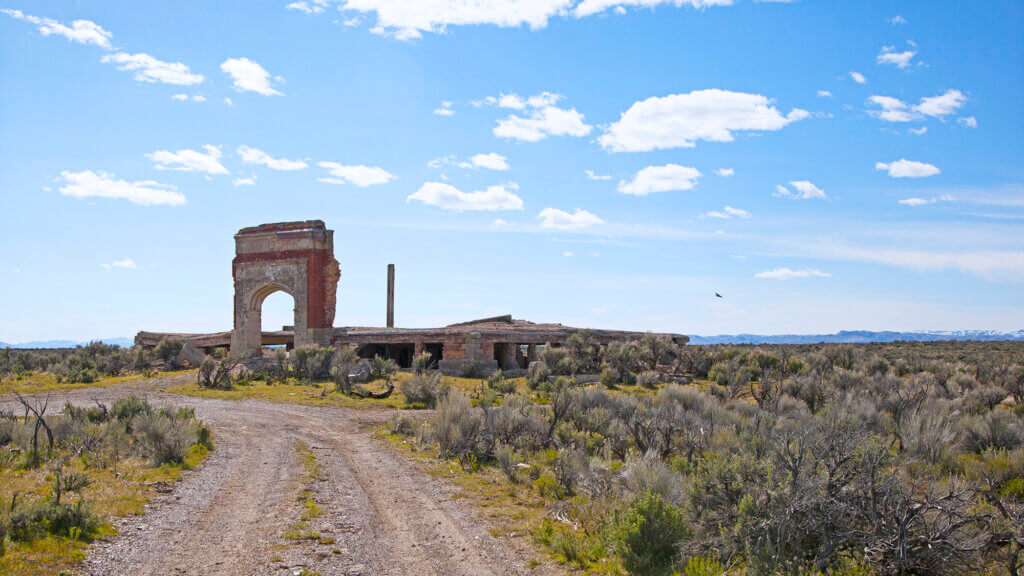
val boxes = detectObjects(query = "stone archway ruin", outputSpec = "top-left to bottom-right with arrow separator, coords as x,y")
230,221 -> 340,357
137,219 -> 688,372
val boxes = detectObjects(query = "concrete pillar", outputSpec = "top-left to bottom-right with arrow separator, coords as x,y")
414,341 -> 425,356
527,344 -> 538,363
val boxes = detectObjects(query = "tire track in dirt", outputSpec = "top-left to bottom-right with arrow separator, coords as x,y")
3,383 -> 560,576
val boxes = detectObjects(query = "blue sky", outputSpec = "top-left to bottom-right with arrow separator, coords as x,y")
1,0 -> 1022,342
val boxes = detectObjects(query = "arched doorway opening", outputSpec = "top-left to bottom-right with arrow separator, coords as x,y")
260,289 -> 296,350
249,284 -> 297,351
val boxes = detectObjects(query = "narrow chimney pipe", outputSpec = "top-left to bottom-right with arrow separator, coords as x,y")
386,264 -> 395,328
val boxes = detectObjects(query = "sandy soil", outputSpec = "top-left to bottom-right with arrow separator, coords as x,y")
3,377 -> 561,576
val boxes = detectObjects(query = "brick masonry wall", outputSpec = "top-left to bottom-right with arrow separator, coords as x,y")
232,247 -> 338,330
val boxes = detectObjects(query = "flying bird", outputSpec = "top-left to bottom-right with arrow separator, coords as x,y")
715,293 -> 723,298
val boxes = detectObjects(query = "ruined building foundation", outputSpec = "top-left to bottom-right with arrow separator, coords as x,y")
137,221 -> 688,375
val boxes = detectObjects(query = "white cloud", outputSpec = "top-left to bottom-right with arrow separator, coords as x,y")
172,94 -> 188,101
192,95 -> 206,102
538,207 -> 604,230
958,116 -> 978,128
877,47 -> 916,68
867,95 -> 916,122
909,126 -> 928,135
618,164 -> 701,196
429,153 -> 510,171
875,159 -> 940,178
287,1 -> 329,13
493,93 -> 526,109
339,1 -> 574,39
715,168 -> 735,177
317,1 -> 739,38
408,182 -> 523,212
467,153 -> 510,171
755,267 -> 831,280
898,194 -> 953,207
849,71 -> 867,84
889,15 -> 906,24
1,9 -> 113,48
790,181 -> 826,199
563,251 -> 574,257
237,146 -> 308,171
815,244 -> 1024,283
316,162 -> 396,187
868,90 -> 967,123
775,181 -> 826,199
433,101 -> 455,116
487,93 -> 593,143
585,169 -> 612,181
233,175 -> 257,186
492,218 -> 510,227
146,145 -> 228,175
476,92 -> 565,111
101,52 -> 203,85
817,90 -> 832,98
898,197 -> 932,207
526,92 -> 562,108
427,155 -> 454,169
482,92 -> 563,110
223,97 -> 234,106
574,0 -> 731,18
494,105 -> 592,142
916,89 -> 966,118
59,170 -> 185,206
220,58 -> 283,96
599,89 -> 808,152
102,258 -> 137,270
703,205 -> 751,219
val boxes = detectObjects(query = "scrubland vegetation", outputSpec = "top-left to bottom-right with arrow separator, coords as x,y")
390,337 -> 1024,576
0,338 -> 191,393
0,394 -> 212,575
5,336 -> 1023,575
182,343 -> 490,408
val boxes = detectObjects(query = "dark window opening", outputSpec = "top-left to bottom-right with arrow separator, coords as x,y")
425,343 -> 444,368
494,342 -> 518,370
517,345 -> 530,369
357,343 -> 386,360
356,343 -> 415,368
389,343 -> 415,368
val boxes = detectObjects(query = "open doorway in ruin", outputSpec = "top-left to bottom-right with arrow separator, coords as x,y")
493,342 -> 518,370
425,343 -> 444,368
259,289 -> 295,350
355,343 -> 415,368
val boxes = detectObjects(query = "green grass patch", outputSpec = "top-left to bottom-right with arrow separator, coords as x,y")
0,369 -> 195,395
168,372 -> 508,409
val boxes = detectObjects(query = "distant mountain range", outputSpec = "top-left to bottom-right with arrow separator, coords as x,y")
688,330 -> 1024,345
0,337 -> 135,349
2,330 -> 1023,349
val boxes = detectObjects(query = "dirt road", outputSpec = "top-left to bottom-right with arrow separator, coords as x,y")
5,379 -> 558,576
